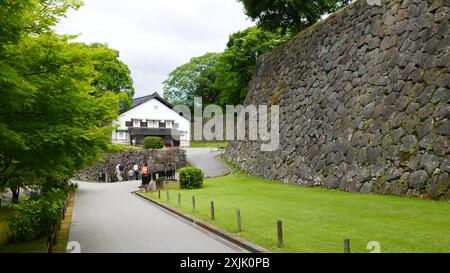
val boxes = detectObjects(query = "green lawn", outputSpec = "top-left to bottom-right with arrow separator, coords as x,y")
0,237 -> 47,253
142,172 -> 450,253
189,141 -> 229,149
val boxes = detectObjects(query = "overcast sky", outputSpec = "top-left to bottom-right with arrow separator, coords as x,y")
55,0 -> 254,98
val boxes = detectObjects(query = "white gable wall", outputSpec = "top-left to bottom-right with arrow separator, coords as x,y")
112,98 -> 190,147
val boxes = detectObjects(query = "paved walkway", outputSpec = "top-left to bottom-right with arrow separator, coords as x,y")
68,180 -> 246,253
185,148 -> 230,178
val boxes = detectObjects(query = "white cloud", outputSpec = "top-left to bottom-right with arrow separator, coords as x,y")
55,0 -> 254,98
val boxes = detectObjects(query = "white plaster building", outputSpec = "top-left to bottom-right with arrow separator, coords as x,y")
112,93 -> 190,147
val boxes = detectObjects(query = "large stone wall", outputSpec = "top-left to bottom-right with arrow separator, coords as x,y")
74,149 -> 187,182
225,0 -> 450,200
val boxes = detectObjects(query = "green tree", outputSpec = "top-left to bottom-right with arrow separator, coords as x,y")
90,43 -> 135,109
214,27 -> 290,106
163,52 -> 221,108
0,0 -> 82,47
0,0 -> 127,202
238,0 -> 351,33
0,0 -> 83,201
0,32 -> 124,202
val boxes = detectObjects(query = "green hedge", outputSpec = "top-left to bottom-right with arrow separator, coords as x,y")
143,136 -> 164,149
179,167 -> 204,189
5,189 -> 67,242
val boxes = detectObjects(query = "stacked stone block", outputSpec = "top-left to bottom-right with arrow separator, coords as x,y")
225,0 -> 449,200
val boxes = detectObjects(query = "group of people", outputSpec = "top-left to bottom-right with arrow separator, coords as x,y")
114,162 -> 169,189
115,163 -> 144,182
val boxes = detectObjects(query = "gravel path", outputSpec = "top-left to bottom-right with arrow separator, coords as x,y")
185,148 -> 230,178
68,180 -> 246,253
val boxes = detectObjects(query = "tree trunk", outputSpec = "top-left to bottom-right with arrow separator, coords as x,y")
11,186 -> 20,204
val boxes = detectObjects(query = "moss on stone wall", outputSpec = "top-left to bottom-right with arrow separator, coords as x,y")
226,0 -> 450,200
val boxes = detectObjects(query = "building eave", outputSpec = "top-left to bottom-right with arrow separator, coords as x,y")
119,92 -> 174,115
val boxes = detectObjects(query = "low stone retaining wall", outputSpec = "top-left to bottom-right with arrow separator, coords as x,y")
74,149 -> 187,182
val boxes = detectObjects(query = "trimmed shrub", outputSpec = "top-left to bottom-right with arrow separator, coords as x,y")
143,136 -> 164,150
179,167 -> 204,189
5,189 -> 66,242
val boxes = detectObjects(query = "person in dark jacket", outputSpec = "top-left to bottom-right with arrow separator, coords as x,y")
140,163 -> 150,188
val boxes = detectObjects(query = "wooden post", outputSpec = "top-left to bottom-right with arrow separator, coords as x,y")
158,189 -> 161,199
210,201 -> 215,221
192,196 -> 196,211
344,238 -> 351,253
236,209 -> 242,232
62,201 -> 67,220
277,220 -> 283,248
53,224 -> 58,245
47,235 -> 53,253
178,193 -> 181,208
166,191 -> 170,204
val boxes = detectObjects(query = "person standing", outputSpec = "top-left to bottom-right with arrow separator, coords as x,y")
115,163 -> 125,182
115,163 -> 122,182
117,164 -> 125,182
127,169 -> 135,181
133,163 -> 140,180
140,163 -> 150,189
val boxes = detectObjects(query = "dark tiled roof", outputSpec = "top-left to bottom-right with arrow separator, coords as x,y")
120,92 -> 174,114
